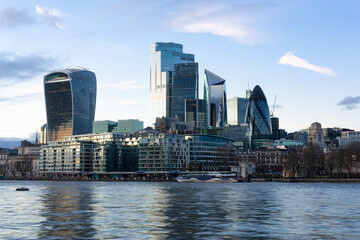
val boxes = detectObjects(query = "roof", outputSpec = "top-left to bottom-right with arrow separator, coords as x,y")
249,85 -> 266,101
204,69 -> 226,86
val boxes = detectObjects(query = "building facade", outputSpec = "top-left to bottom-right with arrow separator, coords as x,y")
112,119 -> 144,133
39,123 -> 47,145
185,99 -> 206,128
204,69 -> 227,128
227,97 -> 248,125
185,135 -> 235,171
246,85 -> 272,150
138,134 -> 190,172
40,133 -> 140,174
44,68 -> 97,142
170,63 -> 199,122
93,120 -> 117,133
150,42 -> 195,124
308,122 -> 325,148
339,131 -> 360,147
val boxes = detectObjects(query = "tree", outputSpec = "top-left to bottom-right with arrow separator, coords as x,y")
325,150 -> 343,178
303,143 -> 325,178
282,149 -> 300,177
342,143 -> 360,178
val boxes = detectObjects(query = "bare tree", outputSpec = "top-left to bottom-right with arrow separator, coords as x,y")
282,150 -> 300,177
325,150 -> 342,178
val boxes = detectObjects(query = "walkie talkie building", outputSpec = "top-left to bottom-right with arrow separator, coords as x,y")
44,68 -> 97,142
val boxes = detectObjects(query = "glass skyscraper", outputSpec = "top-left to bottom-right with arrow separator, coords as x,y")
171,62 -> 198,122
150,42 -> 194,124
227,97 -> 249,125
185,99 -> 206,128
44,68 -> 96,142
246,85 -> 272,150
204,69 -> 227,128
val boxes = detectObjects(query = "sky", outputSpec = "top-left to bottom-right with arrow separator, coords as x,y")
0,0 -> 359,139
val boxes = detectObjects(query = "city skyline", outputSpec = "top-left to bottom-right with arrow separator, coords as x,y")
1,0 -> 360,139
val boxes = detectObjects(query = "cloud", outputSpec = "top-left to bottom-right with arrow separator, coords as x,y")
0,92 -> 42,104
278,52 -> 337,77
35,5 -> 64,29
270,104 -> 283,109
0,51 -> 57,85
99,81 -> 147,90
168,1 -> 279,44
337,96 -> 360,110
0,7 -> 35,28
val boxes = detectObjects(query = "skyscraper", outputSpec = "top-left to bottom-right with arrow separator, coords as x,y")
171,62 -> 199,122
227,97 -> 249,125
246,85 -> 272,150
204,69 -> 227,128
150,42 -> 194,124
44,68 -> 96,142
185,99 -> 206,128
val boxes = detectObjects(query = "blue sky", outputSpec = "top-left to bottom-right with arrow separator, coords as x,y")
0,0 -> 359,138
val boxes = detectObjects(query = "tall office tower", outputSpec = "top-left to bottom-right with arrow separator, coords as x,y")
271,117 -> 280,140
185,99 -> 206,128
44,68 -> 97,142
171,63 -> 199,122
150,42 -> 195,124
204,69 -> 227,128
39,123 -> 47,145
246,85 -> 272,150
227,97 -> 249,125
246,89 -> 252,99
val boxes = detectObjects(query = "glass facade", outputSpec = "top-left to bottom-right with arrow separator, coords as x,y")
185,99 -> 206,128
246,85 -> 272,150
204,69 -> 227,128
44,69 -> 97,142
138,134 -> 190,172
93,120 -> 117,133
227,97 -> 249,125
185,135 -> 235,171
112,119 -> 144,133
150,42 -> 195,124
170,63 -> 198,122
39,133 -> 140,173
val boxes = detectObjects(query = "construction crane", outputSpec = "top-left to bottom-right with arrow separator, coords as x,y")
271,95 -> 277,117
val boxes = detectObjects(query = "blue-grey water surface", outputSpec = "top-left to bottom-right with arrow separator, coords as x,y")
0,181 -> 359,239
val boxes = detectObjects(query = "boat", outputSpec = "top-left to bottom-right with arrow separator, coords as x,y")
176,172 -> 239,183
16,187 -> 29,191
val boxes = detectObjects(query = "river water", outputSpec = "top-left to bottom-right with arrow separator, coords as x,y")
0,181 -> 359,239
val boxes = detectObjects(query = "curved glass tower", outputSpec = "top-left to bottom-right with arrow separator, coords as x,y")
246,85 -> 272,150
204,69 -> 227,128
44,68 -> 96,142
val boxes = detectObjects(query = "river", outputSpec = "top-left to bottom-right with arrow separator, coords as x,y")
0,181 -> 359,239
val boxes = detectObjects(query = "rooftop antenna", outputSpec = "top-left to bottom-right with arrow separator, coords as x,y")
271,95 -> 277,117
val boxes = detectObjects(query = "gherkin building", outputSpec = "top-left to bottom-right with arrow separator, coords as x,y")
246,85 -> 272,150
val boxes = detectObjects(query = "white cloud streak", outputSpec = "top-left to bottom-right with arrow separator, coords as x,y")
169,2 -> 274,44
35,5 -> 64,29
172,6 -> 252,44
278,52 -> 337,77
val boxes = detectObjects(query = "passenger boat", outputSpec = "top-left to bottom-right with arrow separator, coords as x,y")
176,172 -> 239,183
